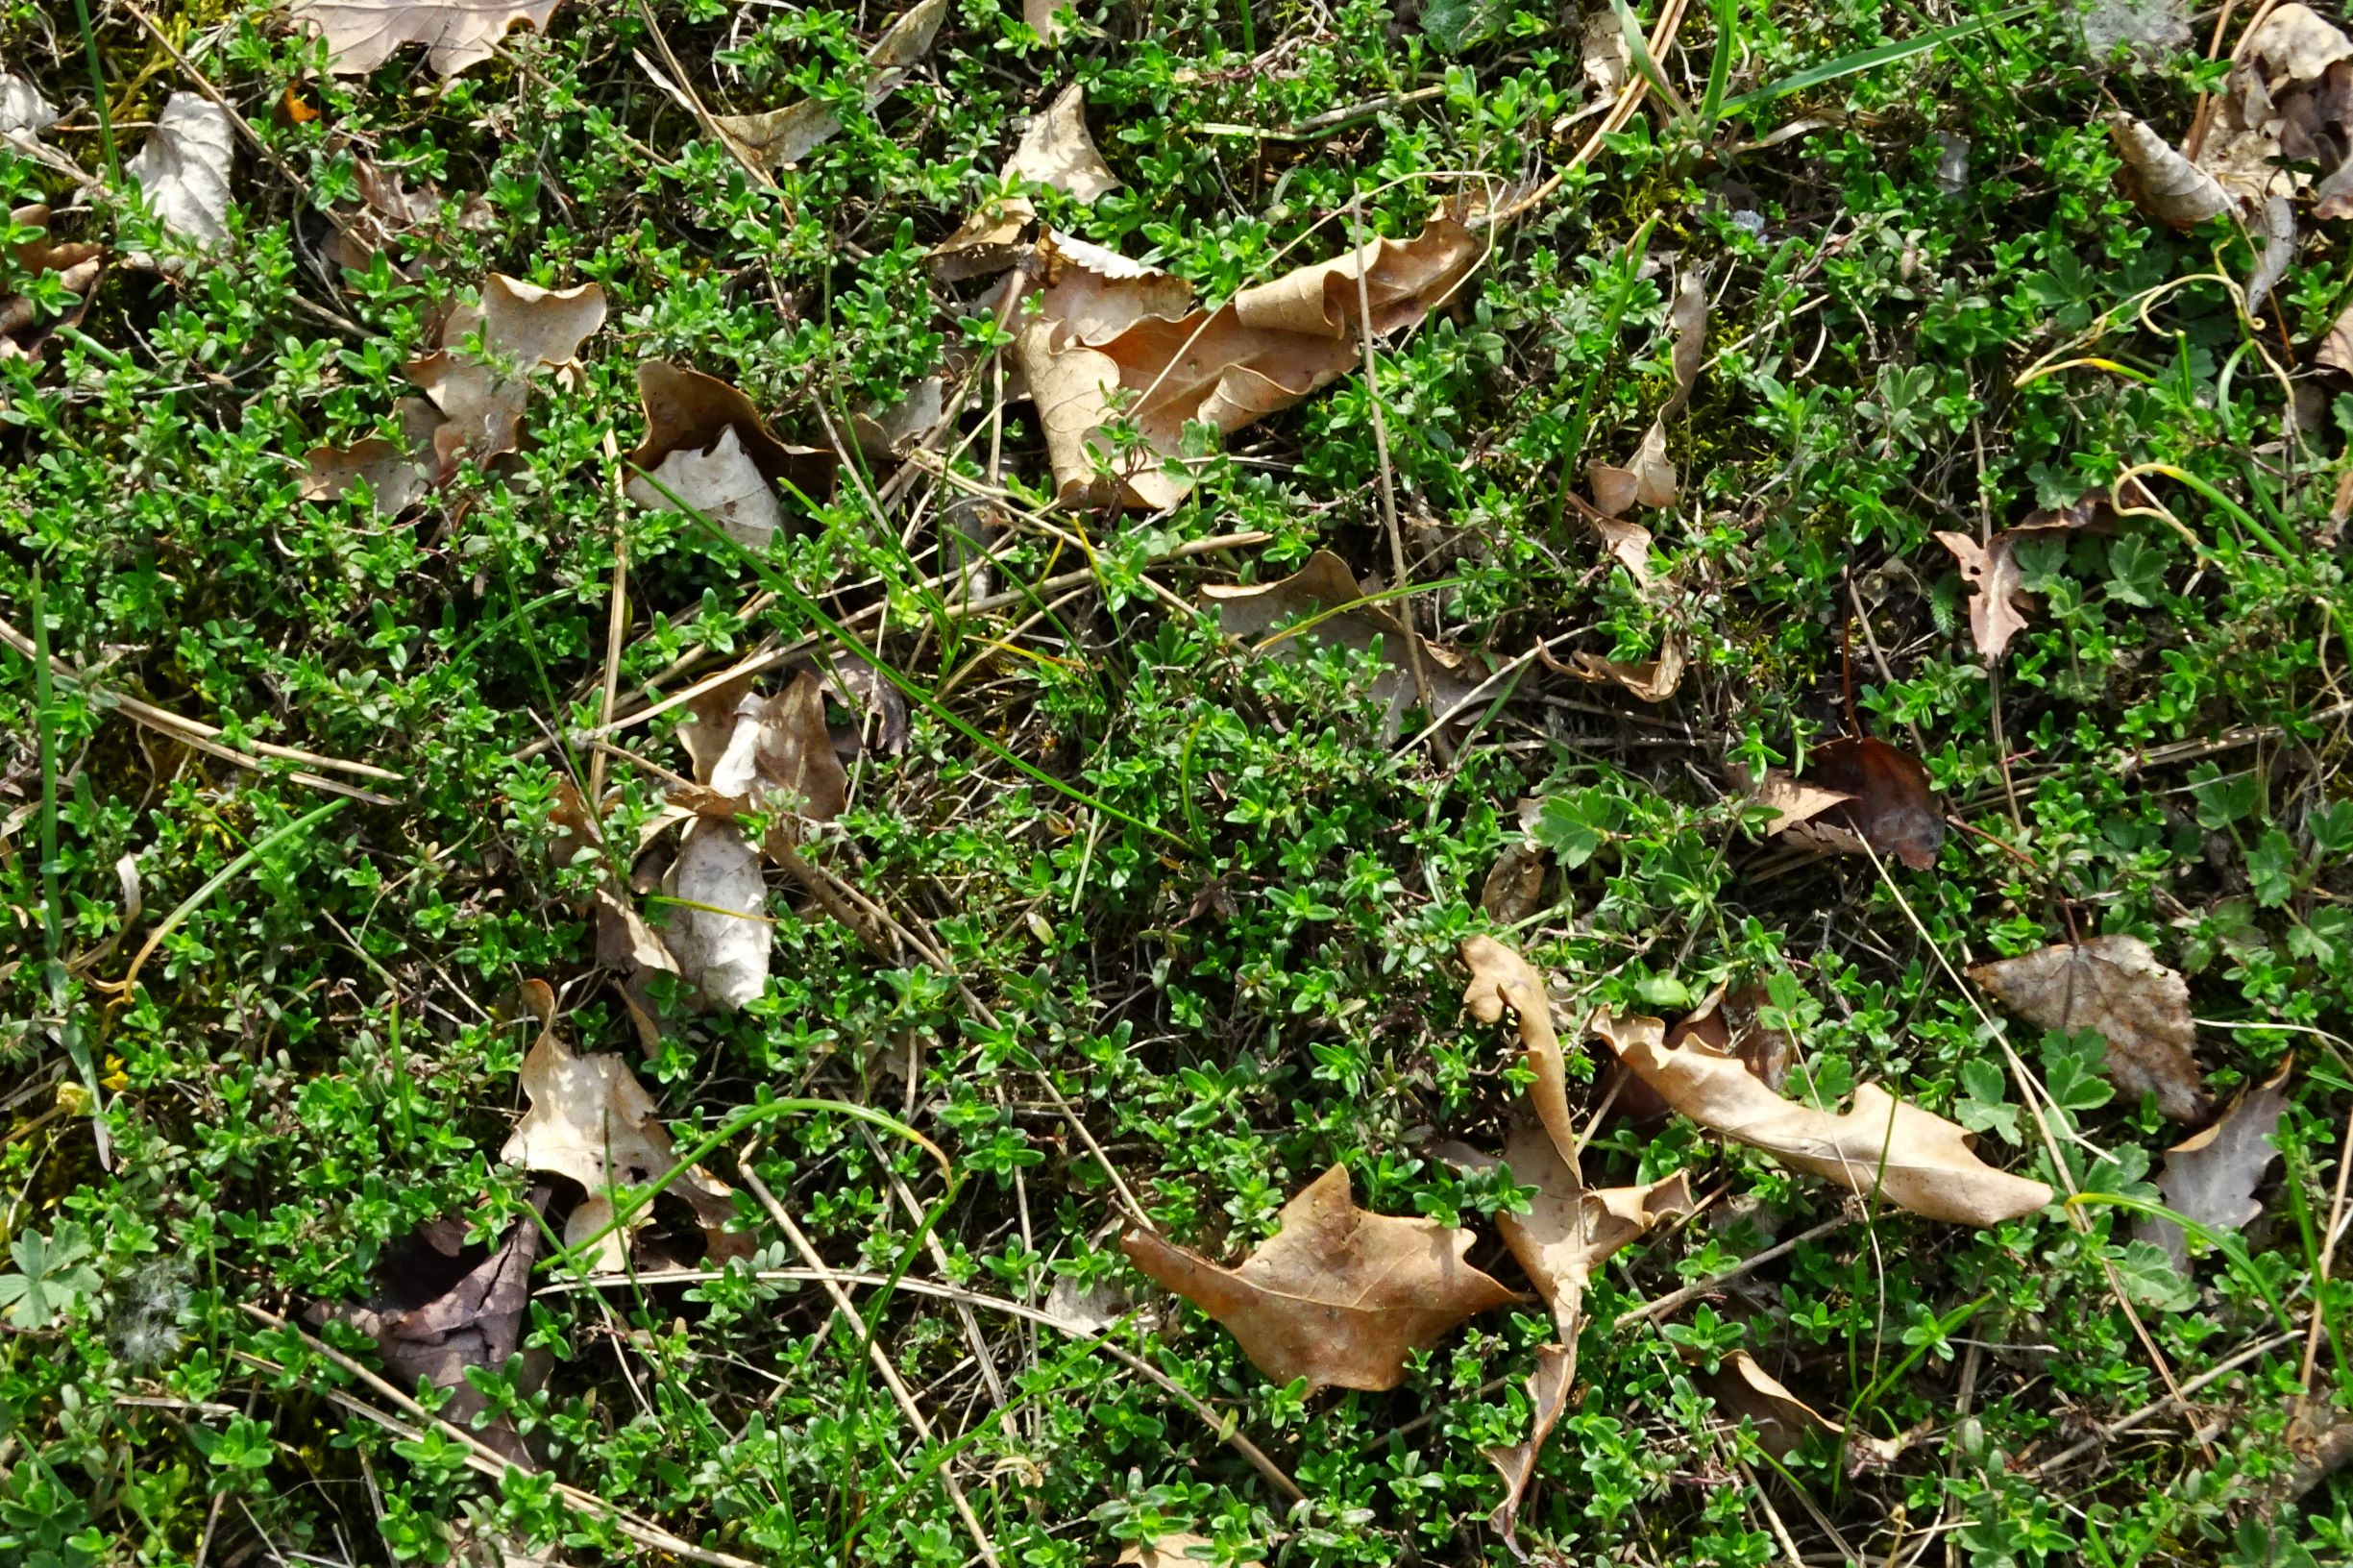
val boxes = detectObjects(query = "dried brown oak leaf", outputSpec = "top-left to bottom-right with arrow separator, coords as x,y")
625,361 -> 837,549
1968,935 -> 2210,1123
1006,84 -> 1118,202
293,0 -> 565,79
1480,840 -> 1547,924
2,205 -> 101,362
1587,272 -> 1705,519
1017,215 -> 1481,508
1447,1124 -> 1692,1541
1120,1164 -> 1518,1393
405,274 -> 605,475
2108,113 -> 2231,227
2143,1057 -> 2292,1269
1610,983 -> 1794,1127
1562,634 -> 1684,702
499,980 -> 746,1269
711,0 -> 950,171
1704,1351 -> 1900,1463
1595,1011 -> 2052,1226
1203,549 -> 1485,734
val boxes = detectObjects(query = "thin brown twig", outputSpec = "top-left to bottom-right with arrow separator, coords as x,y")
1349,188 -> 1430,714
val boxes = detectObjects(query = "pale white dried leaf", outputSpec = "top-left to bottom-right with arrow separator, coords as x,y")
293,0 -> 564,79
0,70 -> 57,138
127,93 -> 235,247
659,819 -> 771,1011
1006,84 -> 1119,202
626,425 -> 783,549
1024,0 -> 1071,44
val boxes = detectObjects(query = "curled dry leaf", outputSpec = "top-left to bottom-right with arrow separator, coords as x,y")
1611,984 -> 1794,1127
2142,1058 -> 2292,1270
1704,1351 -> 1900,1462
2,206 -> 102,362
127,93 -> 234,249
1203,549 -> 1484,733
1461,935 -> 1579,1168
1564,634 -> 1684,702
1594,1011 -> 2052,1226
1006,84 -> 1119,203
2319,301 -> 2353,375
659,817 -> 771,1012
929,197 -> 1039,281
711,0 -> 950,171
1587,273 -> 1705,518
407,274 -> 606,475
1449,1123 -> 1693,1542
1480,840 -> 1547,925
301,398 -> 444,514
2108,114 -> 2231,227
1967,934 -> 2209,1123
851,376 -> 946,461
294,0 -> 566,79
625,361 -> 837,547
1581,506 -> 1656,594
499,981 -> 744,1268
321,1201 -> 543,1464
1017,216 -> 1481,508
1119,1164 -> 1518,1393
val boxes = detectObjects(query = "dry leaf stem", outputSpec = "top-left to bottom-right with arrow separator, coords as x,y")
736,1150 -> 1006,1568
2296,1094 -> 2353,1406
233,1306 -> 764,1568
2030,1329 -> 2301,1476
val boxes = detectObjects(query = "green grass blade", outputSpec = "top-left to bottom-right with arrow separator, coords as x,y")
1610,0 -> 1695,123
1718,4 -> 2034,115
1698,0 -> 1739,130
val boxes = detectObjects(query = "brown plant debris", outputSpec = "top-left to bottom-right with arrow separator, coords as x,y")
1005,84 -> 1119,202
405,274 -> 606,476
625,361 -> 838,547
1594,1011 -> 2052,1225
1968,935 -> 2210,1123
710,0 -> 951,171
294,0 -> 567,80
2,206 -> 102,362
1016,216 -> 1481,508
1933,502 -> 2112,661
498,981 -> 745,1268
1461,936 -> 1580,1168
1120,1164 -> 1518,1393
1795,735 -> 1947,871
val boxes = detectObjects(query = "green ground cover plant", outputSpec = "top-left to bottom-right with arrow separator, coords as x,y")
5,0 -> 2353,1564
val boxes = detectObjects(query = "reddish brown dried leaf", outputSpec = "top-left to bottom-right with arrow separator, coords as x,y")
1801,735 -> 1946,871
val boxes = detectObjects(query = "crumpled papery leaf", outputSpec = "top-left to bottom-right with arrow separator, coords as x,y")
711,0 -> 950,170
321,146 -> 494,280
1451,1124 -> 1693,1541
2109,113 -> 2232,227
1461,936 -> 1581,1167
499,981 -> 745,1269
1480,840 -> 1547,924
1969,935 -> 2210,1123
1204,550 -> 1485,734
1,69 -> 57,139
1563,635 -> 1683,702
1611,984 -> 1795,1126
625,361 -> 838,546
1120,1164 -> 1519,1393
294,0 -> 566,79
678,669 -> 852,832
2,205 -> 102,362
2142,1058 -> 2292,1269
1594,1011 -> 2053,1225
323,1203 -> 543,1463
1706,1351 -> 1898,1462
127,92 -> 235,248
1006,84 -> 1119,202
659,817 -> 772,1012
1016,216 -> 1482,508
405,274 -> 606,475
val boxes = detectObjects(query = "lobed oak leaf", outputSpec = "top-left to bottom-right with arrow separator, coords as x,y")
1593,1011 -> 2052,1225
1968,935 -> 2209,1123
1460,936 -> 1579,1168
1119,1165 -> 1518,1393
